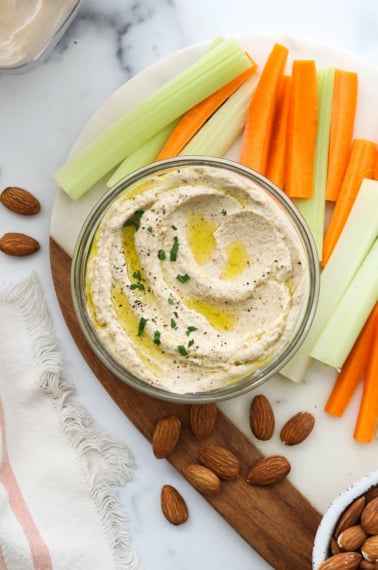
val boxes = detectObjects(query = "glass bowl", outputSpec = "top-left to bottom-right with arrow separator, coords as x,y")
71,156 -> 320,403
0,0 -> 81,74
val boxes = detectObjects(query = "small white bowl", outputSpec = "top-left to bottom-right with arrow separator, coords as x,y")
312,470 -> 378,568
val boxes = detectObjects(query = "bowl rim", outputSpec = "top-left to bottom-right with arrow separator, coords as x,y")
71,155 -> 320,403
312,470 -> 378,568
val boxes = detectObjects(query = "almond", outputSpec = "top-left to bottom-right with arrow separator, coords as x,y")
280,411 -> 315,445
361,497 -> 378,535
189,403 -> 217,440
199,445 -> 240,480
249,394 -> 275,440
361,535 -> 378,563
365,485 -> 378,504
359,560 -> 377,569
337,525 -> 367,551
317,551 -> 361,570
335,496 -> 366,537
0,186 -> 41,215
0,232 -> 40,256
330,537 -> 341,556
152,415 -> 181,459
246,455 -> 291,486
160,485 -> 188,525
183,464 -> 221,496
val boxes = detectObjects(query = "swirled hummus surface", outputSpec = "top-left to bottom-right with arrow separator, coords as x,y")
85,165 -> 308,393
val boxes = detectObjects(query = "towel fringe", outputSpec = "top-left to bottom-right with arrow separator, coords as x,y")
0,273 -> 142,570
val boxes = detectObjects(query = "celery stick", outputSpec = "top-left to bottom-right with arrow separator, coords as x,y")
294,68 -> 335,258
55,38 -> 252,200
311,238 -> 378,369
180,75 -> 258,157
281,178 -> 378,382
106,120 -> 179,188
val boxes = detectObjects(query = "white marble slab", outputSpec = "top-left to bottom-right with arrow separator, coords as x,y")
0,1 -> 377,569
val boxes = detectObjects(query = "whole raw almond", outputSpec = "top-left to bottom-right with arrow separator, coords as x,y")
0,232 -> 40,256
280,411 -> 315,445
152,415 -> 181,459
358,560 -> 378,570
317,551 -> 361,570
337,525 -> 367,551
246,455 -> 291,486
161,485 -> 188,525
199,445 -> 240,480
183,464 -> 221,496
361,535 -> 378,563
361,497 -> 378,534
249,394 -> 275,440
189,403 -> 217,440
0,186 -> 41,215
335,496 -> 366,537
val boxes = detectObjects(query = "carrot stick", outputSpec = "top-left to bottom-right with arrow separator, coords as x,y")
266,75 -> 292,188
285,60 -> 319,199
325,69 -> 358,202
373,151 -> 378,181
353,311 -> 378,443
156,56 -> 257,160
325,302 -> 378,417
239,43 -> 289,175
322,138 -> 377,265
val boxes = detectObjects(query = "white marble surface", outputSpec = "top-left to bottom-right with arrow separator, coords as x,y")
0,1 -> 377,569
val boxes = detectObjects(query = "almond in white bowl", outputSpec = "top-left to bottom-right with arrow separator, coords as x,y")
313,470 -> 378,569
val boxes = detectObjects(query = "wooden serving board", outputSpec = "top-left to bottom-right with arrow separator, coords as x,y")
50,236 -> 321,570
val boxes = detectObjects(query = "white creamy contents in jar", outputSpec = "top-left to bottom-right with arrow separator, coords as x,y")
0,0 -> 78,68
85,165 -> 308,394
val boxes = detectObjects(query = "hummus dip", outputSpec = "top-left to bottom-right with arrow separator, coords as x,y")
0,0 -> 78,68
85,165 -> 308,394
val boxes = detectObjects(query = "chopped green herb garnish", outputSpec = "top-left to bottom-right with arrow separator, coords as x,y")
185,326 -> 198,336
130,283 -> 145,291
167,297 -> 174,305
170,236 -> 179,261
176,273 -> 190,283
221,209 -> 227,216
147,226 -> 153,233
153,331 -> 161,345
133,270 -> 142,280
123,209 -> 144,230
177,345 -> 188,356
188,339 -> 194,347
137,317 -> 147,336
170,318 -> 177,329
171,224 -> 177,230
158,249 -> 166,260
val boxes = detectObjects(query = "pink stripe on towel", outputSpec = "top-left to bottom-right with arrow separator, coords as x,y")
0,399 -> 53,570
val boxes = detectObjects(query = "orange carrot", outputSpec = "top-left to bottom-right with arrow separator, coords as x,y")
285,60 -> 319,199
353,312 -> 378,443
266,75 -> 292,189
239,43 -> 289,175
322,138 -> 377,265
325,69 -> 358,201
156,56 -> 257,160
325,302 -> 378,417
373,151 -> 378,181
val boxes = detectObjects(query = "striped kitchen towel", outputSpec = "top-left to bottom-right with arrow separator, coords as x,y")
0,273 -> 142,570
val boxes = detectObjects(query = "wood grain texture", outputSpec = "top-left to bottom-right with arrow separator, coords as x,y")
50,237 -> 321,570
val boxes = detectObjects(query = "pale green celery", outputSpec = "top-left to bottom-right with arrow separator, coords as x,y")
55,38 -> 252,200
106,120 -> 179,187
180,74 -> 258,157
311,238 -> 378,369
294,68 -> 335,258
281,178 -> 378,382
